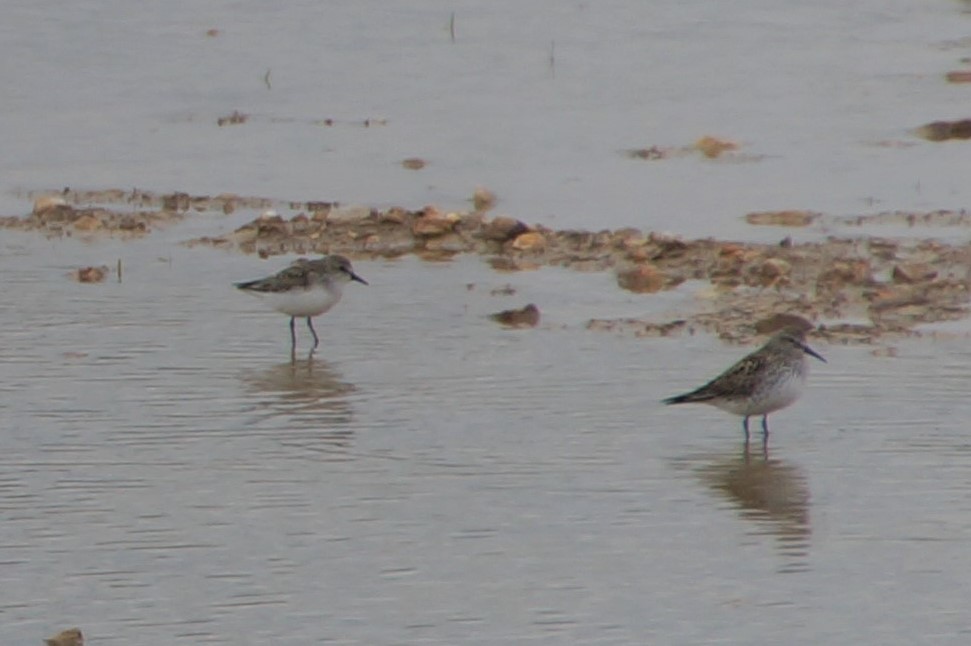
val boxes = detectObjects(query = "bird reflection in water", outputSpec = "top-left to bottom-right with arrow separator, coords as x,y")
697,439 -> 811,572
239,357 -> 356,455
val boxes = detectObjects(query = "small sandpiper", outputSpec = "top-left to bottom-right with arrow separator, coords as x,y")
663,325 -> 825,439
235,255 -> 367,354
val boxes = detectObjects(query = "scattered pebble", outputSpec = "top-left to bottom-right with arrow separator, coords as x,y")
75,266 -> 108,283
915,119 -> 971,141
945,70 -> 971,83
694,135 -> 739,159
45,627 -> 83,646
217,110 -> 248,126
472,186 -> 497,211
490,303 -> 540,328
401,158 -> 427,170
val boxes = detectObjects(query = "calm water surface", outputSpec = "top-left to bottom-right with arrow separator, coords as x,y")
3,230 -> 971,644
2,0 -> 971,236
4,1 -> 971,644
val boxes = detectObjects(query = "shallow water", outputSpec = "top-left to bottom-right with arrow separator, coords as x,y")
4,229 -> 971,644
2,0 -> 971,237
5,2 -> 971,644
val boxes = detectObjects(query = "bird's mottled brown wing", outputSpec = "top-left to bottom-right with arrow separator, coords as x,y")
668,347 -> 771,404
236,263 -> 311,293
697,349 -> 771,399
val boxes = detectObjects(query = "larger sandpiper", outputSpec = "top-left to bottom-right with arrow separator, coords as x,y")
235,255 -> 367,353
662,325 -> 826,439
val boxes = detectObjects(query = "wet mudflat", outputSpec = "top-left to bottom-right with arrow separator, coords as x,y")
3,229 -> 971,644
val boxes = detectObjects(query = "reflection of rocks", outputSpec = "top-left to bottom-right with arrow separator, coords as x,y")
240,359 -> 356,450
698,445 -> 811,571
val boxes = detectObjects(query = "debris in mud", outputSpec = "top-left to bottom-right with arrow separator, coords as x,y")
74,266 -> 109,283
44,627 -> 83,646
217,110 -> 248,126
587,318 -> 689,338
489,284 -> 516,296
10,188 -> 971,345
915,119 -> 971,141
625,145 -> 675,160
1,200 -> 167,237
625,135 -> 741,161
490,303 -> 540,328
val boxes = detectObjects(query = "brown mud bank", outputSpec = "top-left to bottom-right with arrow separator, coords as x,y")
6,188 -> 971,345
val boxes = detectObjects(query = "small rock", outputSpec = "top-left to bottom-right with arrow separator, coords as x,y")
423,232 -> 469,252
162,192 -> 191,212
76,266 -> 108,283
759,257 -> 792,282
412,207 -> 456,237
327,206 -> 371,223
45,627 -> 83,646
694,135 -> 738,158
915,119 -> 971,142
745,210 -> 819,227
945,71 -> 971,83
483,216 -> 528,242
891,263 -> 937,284
73,214 -> 103,231
472,186 -> 497,211
617,264 -> 666,293
490,303 -> 540,328
33,195 -> 68,215
401,157 -> 427,170
510,231 -> 546,252
719,243 -> 745,258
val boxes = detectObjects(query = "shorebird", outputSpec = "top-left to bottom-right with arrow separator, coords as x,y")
663,326 -> 825,439
235,255 -> 367,354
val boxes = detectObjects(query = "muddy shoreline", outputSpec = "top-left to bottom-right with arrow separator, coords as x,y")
7,188 -> 971,346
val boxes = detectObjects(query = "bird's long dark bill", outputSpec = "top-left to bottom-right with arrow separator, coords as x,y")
351,272 -> 369,285
801,342 -> 826,363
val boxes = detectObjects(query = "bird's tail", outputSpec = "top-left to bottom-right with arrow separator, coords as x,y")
662,390 -> 715,405
235,279 -> 260,290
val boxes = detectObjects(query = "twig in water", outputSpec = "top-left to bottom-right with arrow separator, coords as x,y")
449,12 -> 455,42
264,68 -> 272,90
117,258 -> 122,283
549,40 -> 556,77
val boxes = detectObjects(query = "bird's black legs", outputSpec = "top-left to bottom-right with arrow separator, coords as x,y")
761,415 -> 770,437
289,317 -> 297,351
306,317 -> 320,349
742,416 -> 751,442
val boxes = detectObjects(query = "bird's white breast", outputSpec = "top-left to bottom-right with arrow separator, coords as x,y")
711,369 -> 807,417
249,284 -> 343,317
